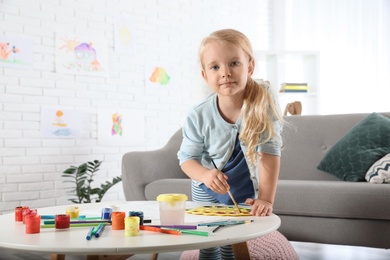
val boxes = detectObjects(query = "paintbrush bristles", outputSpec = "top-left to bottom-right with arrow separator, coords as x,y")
227,190 -> 242,213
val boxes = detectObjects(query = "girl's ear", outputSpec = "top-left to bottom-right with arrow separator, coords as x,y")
201,70 -> 208,81
248,59 -> 255,76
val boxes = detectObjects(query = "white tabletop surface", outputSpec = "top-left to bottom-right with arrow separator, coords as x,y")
0,201 -> 280,256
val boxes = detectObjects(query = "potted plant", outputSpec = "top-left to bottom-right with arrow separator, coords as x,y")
62,160 -> 121,203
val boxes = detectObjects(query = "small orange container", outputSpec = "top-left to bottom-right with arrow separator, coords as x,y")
111,211 -> 126,230
25,214 -> 41,234
23,208 -> 37,224
15,206 -> 29,222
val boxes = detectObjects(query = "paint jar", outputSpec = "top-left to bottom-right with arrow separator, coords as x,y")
15,206 -> 29,222
111,211 -> 126,230
65,206 -> 79,218
129,211 -> 144,226
157,193 -> 188,225
101,207 -> 112,220
23,208 -> 38,224
108,205 -> 121,212
25,214 -> 41,234
55,214 -> 70,229
125,216 -> 140,236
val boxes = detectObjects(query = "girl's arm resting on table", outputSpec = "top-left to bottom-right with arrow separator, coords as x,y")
181,160 -> 229,194
245,152 -> 280,216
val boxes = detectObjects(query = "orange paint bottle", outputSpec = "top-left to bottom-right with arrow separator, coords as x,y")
111,211 -> 126,230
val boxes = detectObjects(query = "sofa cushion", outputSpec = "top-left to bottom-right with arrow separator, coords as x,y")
274,180 -> 390,220
365,153 -> 390,184
145,179 -> 192,201
317,112 -> 390,181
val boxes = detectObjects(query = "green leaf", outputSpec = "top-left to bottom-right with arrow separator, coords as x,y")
61,160 -> 120,204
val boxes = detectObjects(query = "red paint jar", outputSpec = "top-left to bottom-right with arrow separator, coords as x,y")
111,211 -> 126,230
25,214 -> 41,234
55,214 -> 70,229
15,206 -> 29,222
23,208 -> 37,224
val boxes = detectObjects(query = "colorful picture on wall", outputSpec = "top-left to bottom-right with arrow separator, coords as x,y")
0,35 -> 33,69
114,15 -> 137,54
55,33 -> 108,77
145,62 -> 173,87
98,109 -> 145,145
41,107 -> 83,138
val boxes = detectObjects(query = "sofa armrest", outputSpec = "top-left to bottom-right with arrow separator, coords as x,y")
121,129 -> 189,201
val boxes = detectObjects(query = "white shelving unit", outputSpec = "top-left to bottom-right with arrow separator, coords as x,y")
253,51 -> 320,115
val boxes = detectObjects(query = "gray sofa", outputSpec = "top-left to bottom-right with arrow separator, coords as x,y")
122,112 -> 390,249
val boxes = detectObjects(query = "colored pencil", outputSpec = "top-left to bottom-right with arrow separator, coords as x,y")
212,220 -> 254,232
43,220 -> 111,225
180,229 -> 209,236
199,220 -> 254,227
41,223 -> 107,228
212,225 -> 223,233
163,228 -> 209,237
40,215 -> 101,220
147,225 -> 197,229
41,215 -> 87,219
140,225 -> 181,235
198,220 -> 231,226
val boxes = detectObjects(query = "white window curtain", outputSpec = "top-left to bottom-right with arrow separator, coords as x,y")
270,0 -> 390,114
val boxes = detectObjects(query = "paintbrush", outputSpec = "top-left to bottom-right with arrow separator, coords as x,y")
211,160 -> 242,213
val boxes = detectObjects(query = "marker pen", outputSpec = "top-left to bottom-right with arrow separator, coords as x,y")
94,223 -> 105,238
86,227 -> 94,240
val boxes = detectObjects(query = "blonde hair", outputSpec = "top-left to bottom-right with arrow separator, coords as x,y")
199,29 -> 283,165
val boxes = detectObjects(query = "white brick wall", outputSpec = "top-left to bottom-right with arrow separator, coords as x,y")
0,0 -> 269,214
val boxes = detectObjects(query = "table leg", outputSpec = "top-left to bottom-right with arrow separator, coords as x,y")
232,242 -> 251,260
51,254 -> 66,260
149,253 -> 158,260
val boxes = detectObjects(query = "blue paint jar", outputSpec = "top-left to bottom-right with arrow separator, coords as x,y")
129,211 -> 144,226
101,207 -> 112,220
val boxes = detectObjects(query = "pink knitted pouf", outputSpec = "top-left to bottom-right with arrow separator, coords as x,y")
180,231 -> 299,260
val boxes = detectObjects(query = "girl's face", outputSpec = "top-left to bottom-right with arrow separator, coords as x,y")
201,41 -> 254,98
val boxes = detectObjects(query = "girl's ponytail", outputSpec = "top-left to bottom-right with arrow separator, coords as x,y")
240,79 -> 283,165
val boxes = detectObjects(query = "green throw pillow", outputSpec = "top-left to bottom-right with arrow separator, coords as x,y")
317,113 -> 390,181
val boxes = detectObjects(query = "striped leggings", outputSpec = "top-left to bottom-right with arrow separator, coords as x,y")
192,182 -> 235,260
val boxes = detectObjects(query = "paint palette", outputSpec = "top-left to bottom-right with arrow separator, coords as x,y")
185,205 -> 251,217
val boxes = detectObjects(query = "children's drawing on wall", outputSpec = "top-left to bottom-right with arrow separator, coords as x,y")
145,62 -> 173,88
0,35 -> 33,69
55,33 -> 108,77
41,107 -> 83,138
111,112 -> 123,136
114,15 -> 137,54
98,109 -> 145,146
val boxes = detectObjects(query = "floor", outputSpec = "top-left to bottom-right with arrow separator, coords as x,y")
1,242 -> 389,260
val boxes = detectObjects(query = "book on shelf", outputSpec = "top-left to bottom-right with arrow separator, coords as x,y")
280,82 -> 308,92
279,89 -> 308,93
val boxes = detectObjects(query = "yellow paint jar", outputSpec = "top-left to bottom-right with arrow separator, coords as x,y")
65,206 -> 79,218
125,216 -> 140,236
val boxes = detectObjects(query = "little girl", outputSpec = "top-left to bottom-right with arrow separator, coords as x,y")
177,29 -> 283,259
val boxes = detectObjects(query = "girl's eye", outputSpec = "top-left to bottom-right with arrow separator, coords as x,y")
231,61 -> 240,67
211,65 -> 219,70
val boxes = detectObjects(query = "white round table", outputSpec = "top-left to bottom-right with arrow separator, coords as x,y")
0,201 -> 280,259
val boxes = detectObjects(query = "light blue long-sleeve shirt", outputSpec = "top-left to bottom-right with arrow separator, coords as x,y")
177,90 -> 282,194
